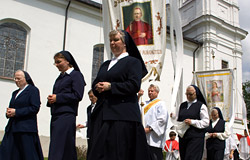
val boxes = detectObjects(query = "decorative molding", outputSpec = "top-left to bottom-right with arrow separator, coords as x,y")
182,14 -> 247,40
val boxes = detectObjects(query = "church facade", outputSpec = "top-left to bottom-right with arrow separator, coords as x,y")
179,0 -> 247,132
0,0 -> 247,156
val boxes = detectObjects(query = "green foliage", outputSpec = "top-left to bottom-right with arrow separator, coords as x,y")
242,80 -> 250,121
163,151 -> 166,159
44,146 -> 87,160
76,145 -> 87,160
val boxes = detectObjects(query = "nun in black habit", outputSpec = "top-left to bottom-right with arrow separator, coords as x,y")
87,30 -> 151,160
206,107 -> 230,160
47,51 -> 86,160
0,70 -> 43,160
177,85 -> 210,160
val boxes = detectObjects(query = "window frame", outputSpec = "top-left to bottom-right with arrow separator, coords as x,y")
0,19 -> 30,80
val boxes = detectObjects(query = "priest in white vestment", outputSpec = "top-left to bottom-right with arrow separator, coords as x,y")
141,84 -> 169,160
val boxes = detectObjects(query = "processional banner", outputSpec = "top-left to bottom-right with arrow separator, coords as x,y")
103,0 -> 167,81
194,69 -> 234,123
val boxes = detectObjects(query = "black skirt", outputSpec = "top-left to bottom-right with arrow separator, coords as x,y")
0,129 -> 43,160
87,120 -> 152,160
0,129 -> 15,160
49,113 -> 77,160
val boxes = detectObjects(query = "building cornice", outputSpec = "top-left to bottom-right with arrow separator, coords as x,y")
183,14 -> 248,40
75,0 -> 102,10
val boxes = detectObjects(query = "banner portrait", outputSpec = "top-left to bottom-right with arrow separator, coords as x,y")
194,69 -> 234,123
103,0 -> 167,81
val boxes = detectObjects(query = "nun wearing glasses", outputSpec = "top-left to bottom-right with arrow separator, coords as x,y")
0,70 -> 43,160
174,85 -> 209,160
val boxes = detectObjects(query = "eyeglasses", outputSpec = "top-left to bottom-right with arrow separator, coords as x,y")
14,77 -> 23,81
185,92 -> 195,96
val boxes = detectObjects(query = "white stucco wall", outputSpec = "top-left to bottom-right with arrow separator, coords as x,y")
0,0 -> 103,139
0,0 -> 247,156
0,1 -> 200,141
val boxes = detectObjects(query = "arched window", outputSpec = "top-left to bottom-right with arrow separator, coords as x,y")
0,22 -> 27,79
92,44 -> 104,83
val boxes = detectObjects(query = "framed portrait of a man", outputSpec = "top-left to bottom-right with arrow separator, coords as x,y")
122,2 -> 153,46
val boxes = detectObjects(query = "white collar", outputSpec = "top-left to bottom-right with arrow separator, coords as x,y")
112,52 -> 128,60
145,98 -> 159,104
187,99 -> 197,104
16,84 -> 29,99
63,67 -> 74,74
20,84 -> 29,91
187,99 -> 197,109
212,118 -> 219,123
212,118 -> 220,128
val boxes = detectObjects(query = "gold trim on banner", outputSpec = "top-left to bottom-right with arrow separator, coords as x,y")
142,67 -> 160,82
196,70 -> 233,123
156,12 -> 162,35
198,73 -> 230,77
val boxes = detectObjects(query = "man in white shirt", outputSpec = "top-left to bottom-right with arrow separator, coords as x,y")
224,134 -> 237,160
142,84 -> 169,160
76,89 -> 97,129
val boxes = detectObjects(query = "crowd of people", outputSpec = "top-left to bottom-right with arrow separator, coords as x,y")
0,29 -> 249,160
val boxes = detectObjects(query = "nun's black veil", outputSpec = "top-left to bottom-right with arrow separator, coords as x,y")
191,85 -> 207,106
212,107 -> 224,120
122,30 -> 148,78
22,70 -> 35,86
57,50 -> 81,72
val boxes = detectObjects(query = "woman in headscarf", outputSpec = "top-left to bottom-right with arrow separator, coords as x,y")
0,70 -> 43,160
176,85 -> 209,160
205,107 -> 230,160
47,51 -> 86,160
87,29 -> 151,160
